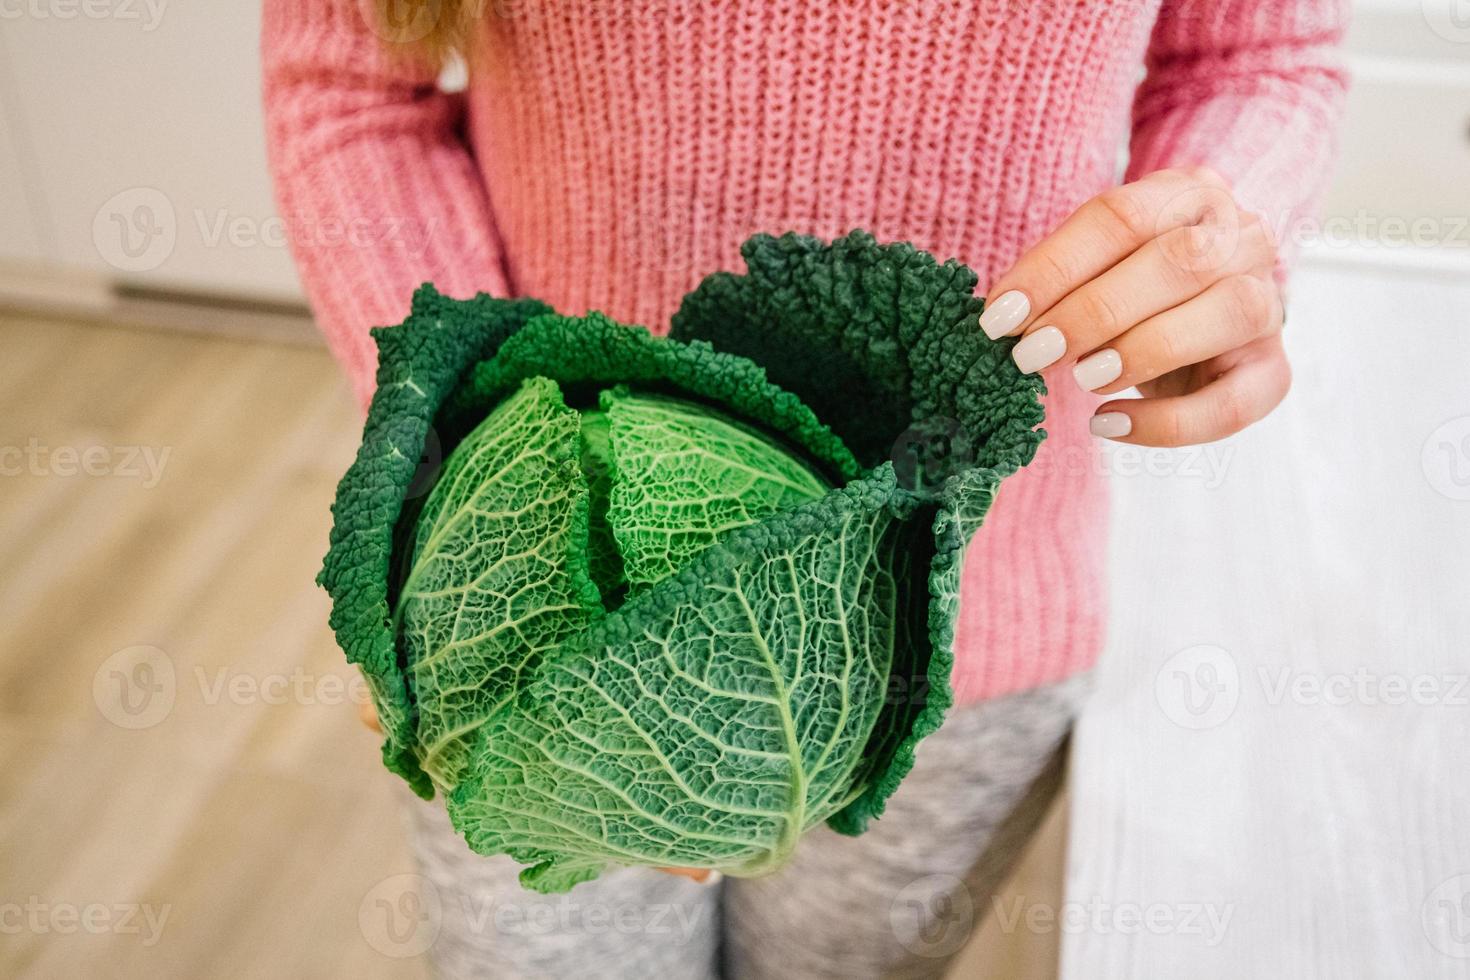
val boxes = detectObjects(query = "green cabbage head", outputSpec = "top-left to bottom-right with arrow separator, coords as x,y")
320,231 -> 1046,892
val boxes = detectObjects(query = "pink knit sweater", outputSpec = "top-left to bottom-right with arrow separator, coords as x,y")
263,0 -> 1347,704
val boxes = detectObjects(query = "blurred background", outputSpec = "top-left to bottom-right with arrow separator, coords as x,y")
1,0 -> 1467,977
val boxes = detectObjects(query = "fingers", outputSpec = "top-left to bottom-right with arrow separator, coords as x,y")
1073,273 -> 1284,395
979,166 -> 1235,340
359,698 -> 382,732
1009,218 -> 1273,375
659,867 -> 722,884
1090,335 -> 1291,447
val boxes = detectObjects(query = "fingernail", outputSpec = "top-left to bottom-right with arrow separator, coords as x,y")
1012,326 -> 1066,374
1090,412 -> 1132,439
979,290 -> 1030,340
1072,348 -> 1123,391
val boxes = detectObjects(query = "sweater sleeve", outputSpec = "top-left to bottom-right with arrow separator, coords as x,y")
261,0 -> 510,406
1126,0 -> 1351,277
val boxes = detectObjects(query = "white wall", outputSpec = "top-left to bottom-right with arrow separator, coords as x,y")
0,2 -> 302,300
1317,0 -> 1470,273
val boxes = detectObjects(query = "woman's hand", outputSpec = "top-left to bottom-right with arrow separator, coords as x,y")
979,167 -> 1289,447
354,699 -> 717,882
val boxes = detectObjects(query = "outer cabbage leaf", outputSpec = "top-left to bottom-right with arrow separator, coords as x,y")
670,231 -> 1047,832
318,287 -> 552,798
448,468 -> 915,893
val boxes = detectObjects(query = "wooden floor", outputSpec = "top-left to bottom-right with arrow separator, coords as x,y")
0,311 -> 1063,979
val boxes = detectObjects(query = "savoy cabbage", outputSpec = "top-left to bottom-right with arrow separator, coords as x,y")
320,231 -> 1046,892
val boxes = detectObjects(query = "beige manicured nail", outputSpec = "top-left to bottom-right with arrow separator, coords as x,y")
1073,348 -> 1123,391
1012,326 -> 1066,374
1090,412 -> 1132,439
979,290 -> 1030,340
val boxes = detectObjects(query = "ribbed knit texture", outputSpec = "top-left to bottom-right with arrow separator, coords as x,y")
262,0 -> 1348,704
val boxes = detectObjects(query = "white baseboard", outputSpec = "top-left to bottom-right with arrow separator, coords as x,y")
0,260 -> 319,346
1298,242 -> 1470,281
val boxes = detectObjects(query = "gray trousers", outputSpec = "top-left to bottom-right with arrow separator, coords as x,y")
404,674 -> 1089,979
